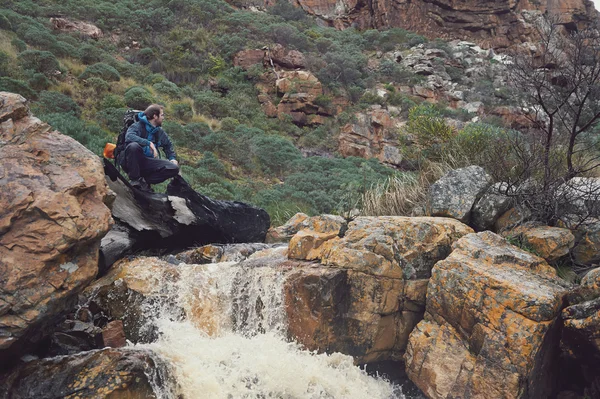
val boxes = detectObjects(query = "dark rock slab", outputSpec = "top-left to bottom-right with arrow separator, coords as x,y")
101,159 -> 270,270
0,348 -> 175,399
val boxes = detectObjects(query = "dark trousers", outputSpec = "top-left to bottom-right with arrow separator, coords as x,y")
122,142 -> 179,184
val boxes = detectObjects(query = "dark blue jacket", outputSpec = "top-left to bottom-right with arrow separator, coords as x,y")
125,121 -> 177,161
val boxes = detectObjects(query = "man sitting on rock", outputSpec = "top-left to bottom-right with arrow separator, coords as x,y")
121,104 -> 179,192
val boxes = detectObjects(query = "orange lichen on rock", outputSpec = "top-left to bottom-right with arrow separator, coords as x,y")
405,231 -> 570,399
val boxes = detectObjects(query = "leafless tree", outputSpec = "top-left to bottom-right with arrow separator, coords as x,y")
500,14 -> 600,227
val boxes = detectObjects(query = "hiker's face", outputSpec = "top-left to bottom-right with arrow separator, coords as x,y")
154,111 -> 165,126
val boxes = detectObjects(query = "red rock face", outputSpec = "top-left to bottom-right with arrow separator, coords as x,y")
235,0 -> 598,48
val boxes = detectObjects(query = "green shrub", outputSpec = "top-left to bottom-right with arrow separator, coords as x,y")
220,117 -> 240,132
18,50 -> 60,77
79,63 -> 120,82
79,44 -> 105,65
83,77 -> 109,94
0,14 -> 12,31
153,80 -> 181,98
249,134 -> 302,176
34,91 -> 81,117
96,107 -> 128,133
124,86 -> 156,109
170,102 -> 193,121
11,38 -> 27,52
0,77 -> 36,99
405,104 -> 454,148
29,73 -> 51,91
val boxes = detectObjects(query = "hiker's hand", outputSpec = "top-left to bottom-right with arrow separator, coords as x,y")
149,142 -> 158,158
170,159 -> 178,166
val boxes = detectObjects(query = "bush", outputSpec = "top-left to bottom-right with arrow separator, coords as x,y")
0,14 -> 12,31
405,104 -> 455,148
29,73 -> 51,91
85,77 -> 110,94
0,77 -> 36,99
124,86 -> 156,109
170,102 -> 193,121
11,38 -> 27,52
34,91 -> 81,117
249,134 -> 302,176
18,50 -> 60,77
79,63 -> 121,82
153,80 -> 181,98
79,44 -> 105,65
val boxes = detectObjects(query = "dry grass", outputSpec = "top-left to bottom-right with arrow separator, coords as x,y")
60,58 -> 86,77
360,157 -> 461,217
0,31 -> 18,58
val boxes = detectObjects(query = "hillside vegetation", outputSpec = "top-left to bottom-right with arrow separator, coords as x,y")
2,0 -> 598,227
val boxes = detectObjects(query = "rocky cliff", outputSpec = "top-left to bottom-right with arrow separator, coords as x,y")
235,0 -> 599,48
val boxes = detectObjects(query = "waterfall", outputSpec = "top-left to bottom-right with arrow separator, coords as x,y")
134,253 -> 406,398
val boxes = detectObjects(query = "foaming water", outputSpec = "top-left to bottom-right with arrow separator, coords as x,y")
135,256 -> 404,399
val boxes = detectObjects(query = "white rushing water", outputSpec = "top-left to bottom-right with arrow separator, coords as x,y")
134,256 -> 405,399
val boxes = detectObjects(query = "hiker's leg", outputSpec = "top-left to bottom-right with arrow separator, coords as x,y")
123,142 -> 145,180
140,158 -> 180,185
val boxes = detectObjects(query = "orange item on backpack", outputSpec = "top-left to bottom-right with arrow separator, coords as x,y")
103,143 -> 116,159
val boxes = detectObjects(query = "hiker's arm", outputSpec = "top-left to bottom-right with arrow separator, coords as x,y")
125,123 -> 152,148
160,131 -> 177,161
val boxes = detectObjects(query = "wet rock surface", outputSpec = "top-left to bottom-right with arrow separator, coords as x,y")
0,348 -> 172,399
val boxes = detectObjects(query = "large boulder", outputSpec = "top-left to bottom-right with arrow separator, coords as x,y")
471,182 -> 513,231
428,165 -> 492,223
0,92 -> 112,363
0,348 -> 174,398
297,216 -> 474,279
286,216 -> 473,363
405,231 -> 570,399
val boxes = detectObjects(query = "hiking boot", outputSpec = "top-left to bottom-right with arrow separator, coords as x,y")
130,177 -> 153,193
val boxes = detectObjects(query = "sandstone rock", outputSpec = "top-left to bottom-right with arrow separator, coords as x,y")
504,225 -> 575,262
50,17 -> 103,39
266,213 -> 345,244
233,49 -> 266,69
471,182 -> 513,231
286,0 -> 598,49
276,70 -> 322,97
84,257 -> 182,343
0,348 -> 173,398
405,231 -> 570,399
428,165 -> 492,223
338,109 -> 403,167
102,320 -> 127,348
270,44 -> 306,69
290,216 -> 473,279
283,216 -> 471,363
0,92 -> 112,361
285,263 -> 424,363
175,243 -> 278,264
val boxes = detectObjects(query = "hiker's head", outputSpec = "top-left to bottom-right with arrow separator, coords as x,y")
144,104 -> 165,127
